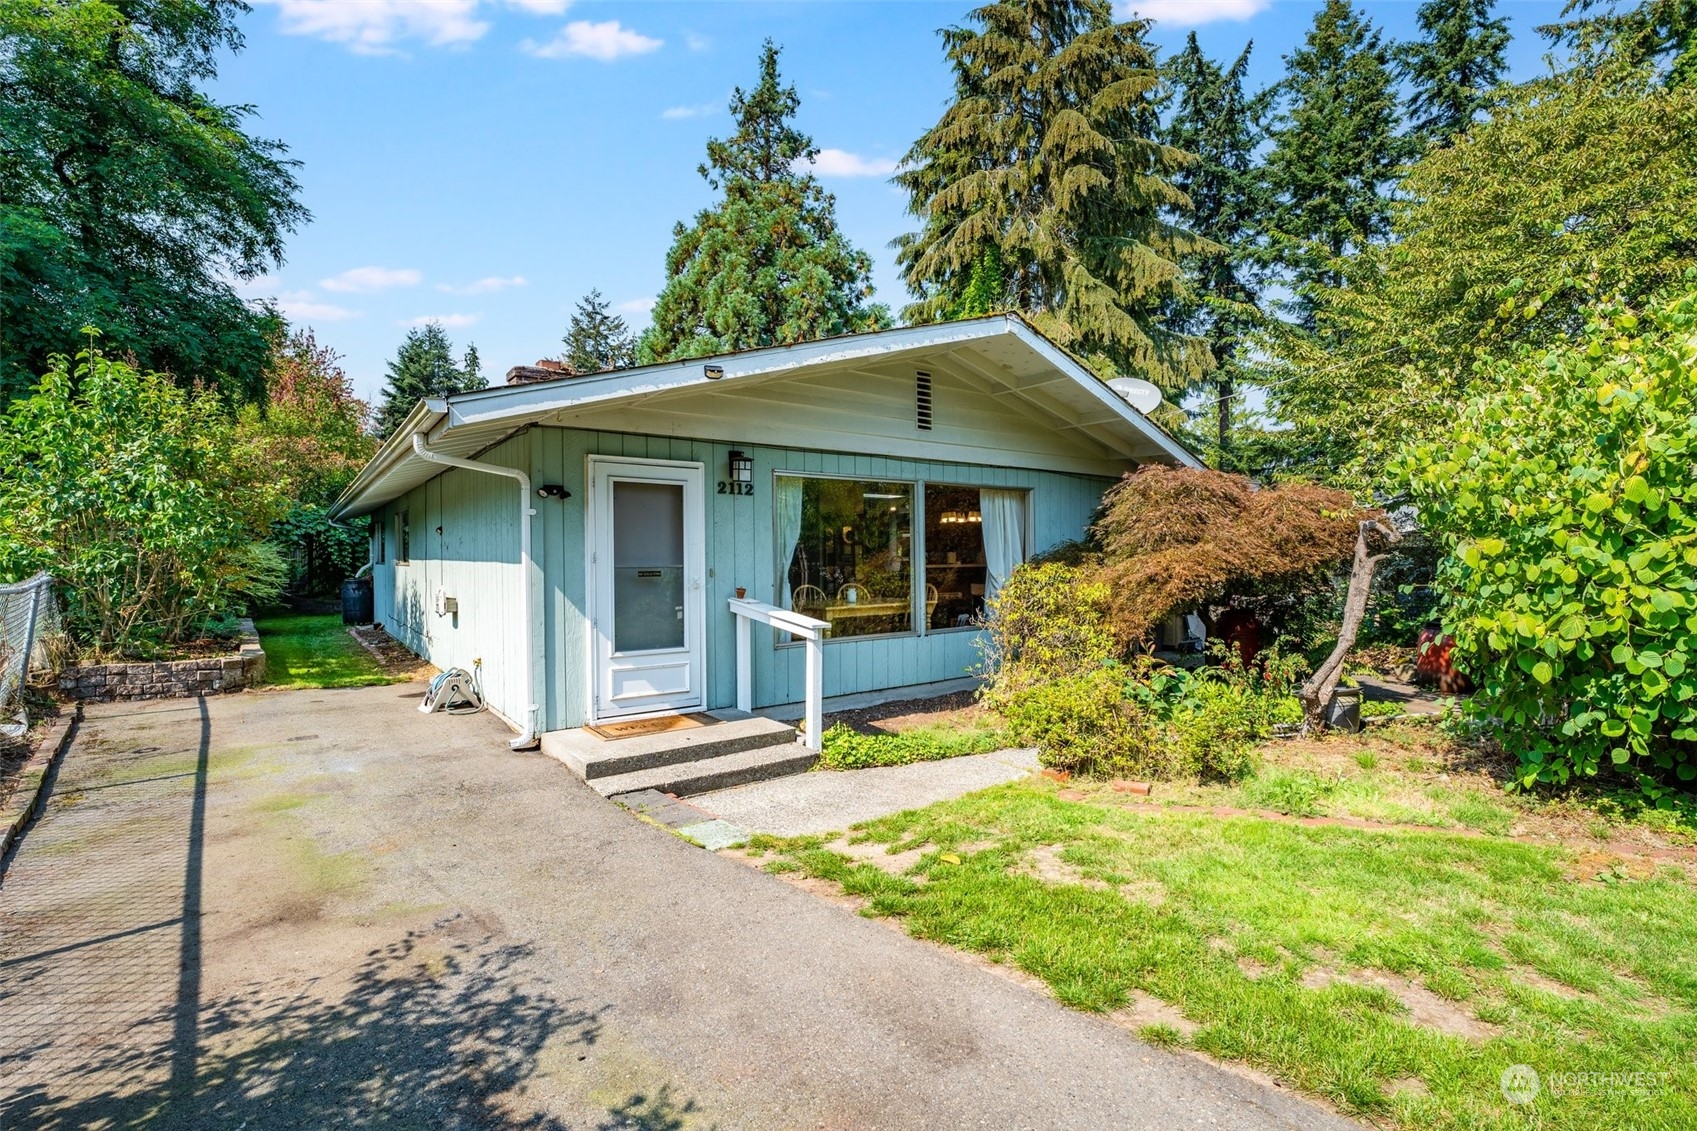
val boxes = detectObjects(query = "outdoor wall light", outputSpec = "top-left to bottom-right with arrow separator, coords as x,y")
703,363 -> 725,380
536,484 -> 571,500
728,450 -> 753,483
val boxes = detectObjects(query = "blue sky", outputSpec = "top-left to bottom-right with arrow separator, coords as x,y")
218,1 -> 1570,402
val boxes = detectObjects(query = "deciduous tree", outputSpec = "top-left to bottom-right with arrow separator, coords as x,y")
0,0 -> 307,406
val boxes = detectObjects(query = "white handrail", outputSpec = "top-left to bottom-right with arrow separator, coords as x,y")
728,597 -> 828,752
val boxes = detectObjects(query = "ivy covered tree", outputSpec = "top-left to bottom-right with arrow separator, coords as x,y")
563,290 -> 636,373
0,0 -> 307,406
1160,34 -> 1270,451
374,323 -> 487,439
1399,0 -> 1511,146
1264,0 -> 1408,319
639,42 -> 887,362
894,0 -> 1210,393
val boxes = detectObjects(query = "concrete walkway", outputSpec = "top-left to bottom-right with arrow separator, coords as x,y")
0,687 -> 1357,1130
696,747 -> 1042,836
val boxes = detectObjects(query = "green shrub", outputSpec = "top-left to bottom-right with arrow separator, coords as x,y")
1398,289 -> 1697,802
1360,699 -> 1404,720
1244,770 -> 1335,817
816,722 -> 1007,771
0,346 -> 286,656
1167,682 -> 1267,781
1002,665 -> 1168,779
979,562 -> 1117,710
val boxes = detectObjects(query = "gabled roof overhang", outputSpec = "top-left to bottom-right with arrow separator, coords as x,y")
331,315 -> 1200,520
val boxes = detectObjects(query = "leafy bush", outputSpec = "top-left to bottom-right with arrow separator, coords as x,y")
979,562 -> 1117,709
1398,290 -> 1697,801
816,722 -> 1007,770
0,346 -> 285,656
1243,770 -> 1335,817
1002,665 -> 1167,779
1125,647 -> 1305,780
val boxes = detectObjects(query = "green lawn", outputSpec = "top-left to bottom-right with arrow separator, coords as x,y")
750,779 -> 1697,1130
254,613 -> 399,689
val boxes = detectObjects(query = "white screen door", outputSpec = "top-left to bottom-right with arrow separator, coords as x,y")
588,458 -> 705,720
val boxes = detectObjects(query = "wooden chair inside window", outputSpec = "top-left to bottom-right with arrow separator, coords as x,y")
792,584 -> 826,611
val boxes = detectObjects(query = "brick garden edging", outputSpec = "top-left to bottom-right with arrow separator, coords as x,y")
0,706 -> 79,868
57,618 -> 266,702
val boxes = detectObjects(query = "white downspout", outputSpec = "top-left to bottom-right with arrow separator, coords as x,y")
412,433 -> 540,750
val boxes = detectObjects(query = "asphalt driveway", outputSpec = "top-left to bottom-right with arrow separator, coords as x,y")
0,686 -> 1355,1129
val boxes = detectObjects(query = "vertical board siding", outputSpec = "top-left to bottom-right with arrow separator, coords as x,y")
367,433 -> 533,729
531,426 -> 1118,731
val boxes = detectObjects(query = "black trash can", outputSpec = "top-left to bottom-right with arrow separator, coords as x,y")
341,576 -> 374,626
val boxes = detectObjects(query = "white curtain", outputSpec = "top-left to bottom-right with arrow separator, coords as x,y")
980,488 -> 1028,603
776,476 -> 805,609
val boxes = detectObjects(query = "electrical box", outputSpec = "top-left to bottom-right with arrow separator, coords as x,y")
433,588 -> 459,616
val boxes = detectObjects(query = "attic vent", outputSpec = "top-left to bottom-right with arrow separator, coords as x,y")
916,372 -> 933,431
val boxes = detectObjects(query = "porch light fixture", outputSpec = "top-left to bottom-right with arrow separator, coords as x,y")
728,450 -> 753,483
704,363 -> 725,380
535,484 -> 571,500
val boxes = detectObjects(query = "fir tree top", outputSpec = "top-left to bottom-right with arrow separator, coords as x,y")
562,290 -> 636,374
374,322 -> 487,439
1400,0 -> 1511,146
639,42 -> 887,362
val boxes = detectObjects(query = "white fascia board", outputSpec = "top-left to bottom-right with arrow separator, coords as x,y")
329,398 -> 448,519
1005,322 -> 1203,468
442,316 -> 1016,430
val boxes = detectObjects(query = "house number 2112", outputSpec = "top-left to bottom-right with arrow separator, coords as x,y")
716,482 -> 754,496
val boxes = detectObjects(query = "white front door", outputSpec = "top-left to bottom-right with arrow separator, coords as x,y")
587,457 -> 706,721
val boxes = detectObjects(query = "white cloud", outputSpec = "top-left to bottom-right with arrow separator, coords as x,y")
684,31 -> 711,52
661,102 -> 718,121
801,149 -> 900,178
1120,0 -> 1269,26
321,266 -> 423,293
504,0 -> 571,12
437,274 -> 528,295
404,313 -> 481,329
523,19 -> 662,61
277,290 -> 362,321
261,0 -> 490,55
615,296 -> 655,316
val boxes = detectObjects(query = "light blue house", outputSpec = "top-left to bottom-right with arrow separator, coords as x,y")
331,316 -> 1198,759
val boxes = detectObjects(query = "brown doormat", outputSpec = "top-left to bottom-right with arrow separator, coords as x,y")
585,713 -> 711,741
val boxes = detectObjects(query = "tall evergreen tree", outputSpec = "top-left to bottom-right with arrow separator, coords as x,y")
639,42 -> 887,362
374,323 -> 487,439
562,290 -> 636,373
1161,34 -> 1270,451
0,0 -> 307,406
1545,0 -> 1697,83
1264,0 -> 1408,321
1399,0 -> 1511,146
895,0 -> 1210,392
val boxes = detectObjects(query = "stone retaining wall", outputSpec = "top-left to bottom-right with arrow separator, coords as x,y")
58,619 -> 266,701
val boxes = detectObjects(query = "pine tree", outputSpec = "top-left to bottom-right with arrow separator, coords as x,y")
1161,34 -> 1271,451
639,42 -> 887,362
1399,0 -> 1511,146
894,0 -> 1211,393
1544,0 -> 1697,84
1264,0 -> 1409,320
374,323 -> 487,439
562,290 -> 636,373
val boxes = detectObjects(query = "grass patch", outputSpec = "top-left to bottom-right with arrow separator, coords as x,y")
254,613 -> 398,690
815,720 -> 1008,771
764,779 -> 1697,1129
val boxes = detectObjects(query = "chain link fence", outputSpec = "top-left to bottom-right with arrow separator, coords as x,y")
1,573 -> 63,740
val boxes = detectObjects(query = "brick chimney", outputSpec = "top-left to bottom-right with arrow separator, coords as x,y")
505,358 -> 570,386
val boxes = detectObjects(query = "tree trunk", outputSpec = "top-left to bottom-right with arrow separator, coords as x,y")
1299,519 -> 1402,732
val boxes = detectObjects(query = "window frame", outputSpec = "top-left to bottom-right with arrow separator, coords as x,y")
396,509 -> 411,565
773,469 -> 919,646
771,471 -> 1036,646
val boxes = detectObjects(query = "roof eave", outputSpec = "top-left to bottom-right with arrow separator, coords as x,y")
329,397 -> 448,520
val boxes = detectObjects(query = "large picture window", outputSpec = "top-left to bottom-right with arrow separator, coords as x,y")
778,476 -> 913,638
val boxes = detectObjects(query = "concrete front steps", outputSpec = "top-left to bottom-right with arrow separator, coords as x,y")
539,710 -> 815,797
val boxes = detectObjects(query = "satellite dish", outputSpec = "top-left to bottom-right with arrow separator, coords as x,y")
1108,376 -> 1163,414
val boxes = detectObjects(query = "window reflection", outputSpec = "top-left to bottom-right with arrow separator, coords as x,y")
777,476 -> 913,638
